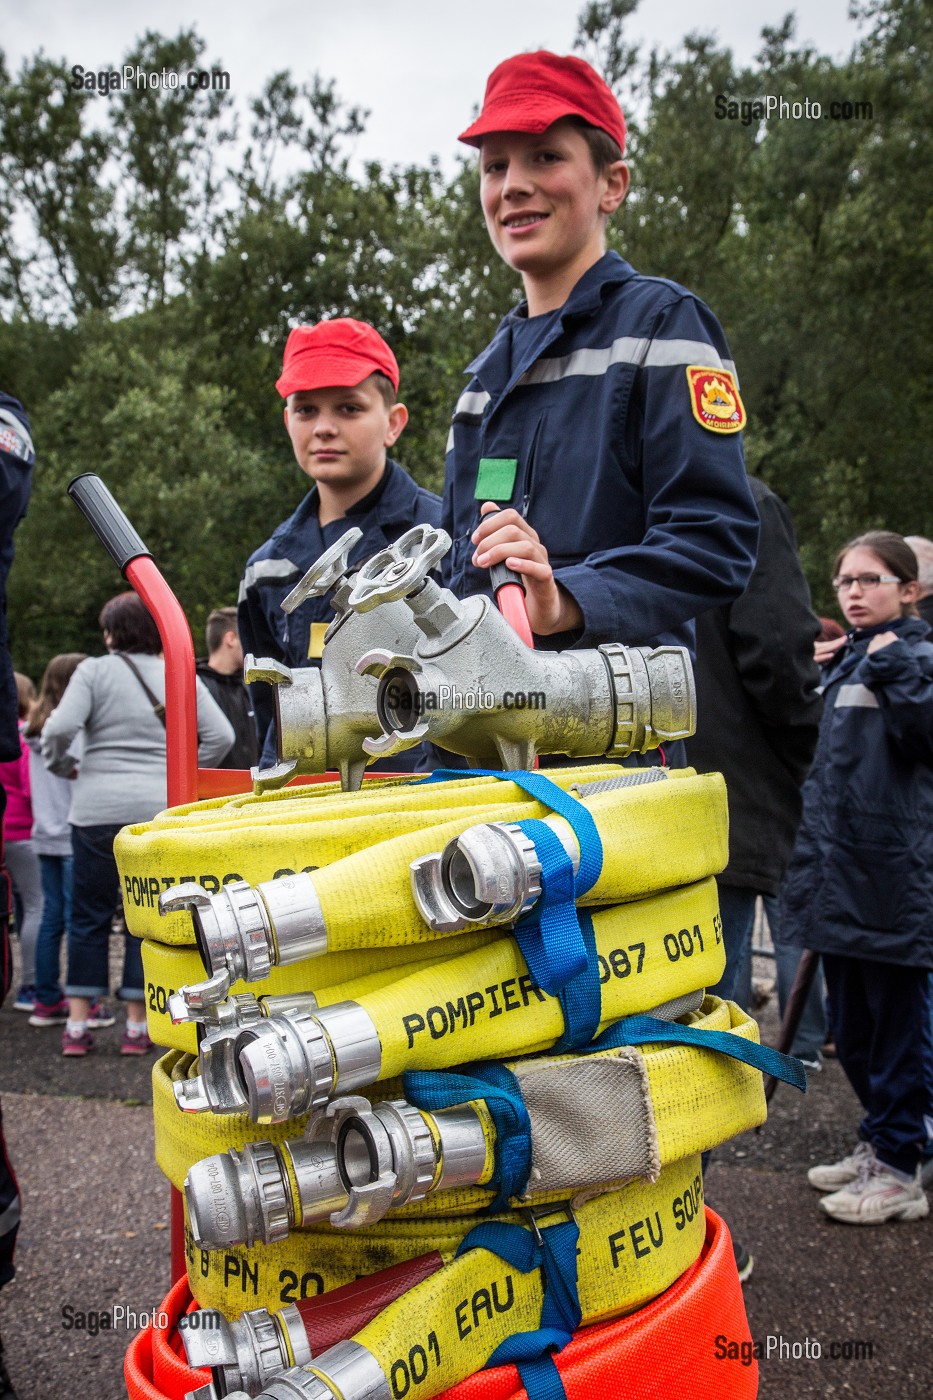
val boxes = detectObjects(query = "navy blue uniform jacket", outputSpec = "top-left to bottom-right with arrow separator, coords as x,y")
238,459 -> 441,756
783,615 -> 933,968
442,251 -> 759,653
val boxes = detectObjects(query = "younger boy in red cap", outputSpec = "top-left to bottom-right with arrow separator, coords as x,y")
238,318 -> 441,763
444,51 -> 759,765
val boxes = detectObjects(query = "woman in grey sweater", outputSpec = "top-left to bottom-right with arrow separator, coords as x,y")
42,592 -> 234,1056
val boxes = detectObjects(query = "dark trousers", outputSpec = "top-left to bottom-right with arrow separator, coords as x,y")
707,883 -> 757,1013
824,953 -> 931,1175
66,823 -> 144,1000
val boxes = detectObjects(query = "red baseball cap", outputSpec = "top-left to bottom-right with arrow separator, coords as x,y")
275,318 -> 400,398
458,51 -> 626,155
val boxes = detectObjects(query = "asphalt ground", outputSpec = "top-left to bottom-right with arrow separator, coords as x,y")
0,937 -> 930,1400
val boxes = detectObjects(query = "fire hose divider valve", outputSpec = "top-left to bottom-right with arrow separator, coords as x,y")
244,519 -> 698,792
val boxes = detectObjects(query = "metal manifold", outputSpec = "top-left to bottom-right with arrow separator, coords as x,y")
246,523 -> 696,791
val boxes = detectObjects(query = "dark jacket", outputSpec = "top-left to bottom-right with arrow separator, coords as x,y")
238,458 -> 441,760
442,250 -> 759,655
684,477 -> 822,894
195,661 -> 258,770
783,615 -> 933,967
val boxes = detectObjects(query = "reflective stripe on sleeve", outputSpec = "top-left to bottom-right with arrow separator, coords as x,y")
519,337 -> 737,388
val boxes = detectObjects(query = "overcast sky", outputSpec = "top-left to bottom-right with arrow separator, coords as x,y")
5,1 -> 865,173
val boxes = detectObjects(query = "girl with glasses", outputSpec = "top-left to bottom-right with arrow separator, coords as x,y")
783,531 -> 933,1223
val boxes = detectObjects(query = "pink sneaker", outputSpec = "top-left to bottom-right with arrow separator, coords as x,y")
62,1027 -> 94,1057
87,999 -> 116,1029
120,1028 -> 155,1056
29,998 -> 69,1027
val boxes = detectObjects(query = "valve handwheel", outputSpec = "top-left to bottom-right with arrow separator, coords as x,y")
347,524 -> 450,612
281,526 -> 365,613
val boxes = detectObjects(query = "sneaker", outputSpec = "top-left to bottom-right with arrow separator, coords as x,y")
120,1027 -> 155,1056
732,1240 -> 754,1284
87,999 -> 116,1028
808,1140 -> 875,1192
798,1053 -> 823,1073
12,985 -> 36,1012
62,1027 -> 94,1057
28,998 -> 69,1026
819,1159 -> 930,1224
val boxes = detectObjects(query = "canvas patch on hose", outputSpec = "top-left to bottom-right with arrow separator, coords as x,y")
515,1051 -> 660,1194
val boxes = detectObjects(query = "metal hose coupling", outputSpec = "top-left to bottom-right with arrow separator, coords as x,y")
174,1002 -> 382,1121
185,1093 -> 488,1247
221,1340 -> 392,1400
180,1302 -> 312,1399
160,872 -> 329,1013
411,770 -> 670,932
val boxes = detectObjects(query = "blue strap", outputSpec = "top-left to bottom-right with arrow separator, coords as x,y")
516,1357 -> 568,1400
552,911 -> 602,1052
404,1062 -> 531,1212
592,1014 -> 808,1092
424,767 -> 603,995
457,1213 -> 581,1383
423,768 -> 603,895
511,819 -> 586,994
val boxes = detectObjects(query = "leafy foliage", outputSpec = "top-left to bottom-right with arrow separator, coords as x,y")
2,0 -> 931,676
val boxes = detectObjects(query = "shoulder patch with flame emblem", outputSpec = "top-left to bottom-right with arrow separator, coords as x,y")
686,366 -> 746,434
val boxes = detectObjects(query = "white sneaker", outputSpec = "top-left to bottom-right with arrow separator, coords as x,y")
808,1140 -> 876,1191
819,1159 -> 930,1224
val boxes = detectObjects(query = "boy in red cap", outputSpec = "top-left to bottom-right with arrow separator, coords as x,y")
444,51 -> 759,764
238,318 -> 441,763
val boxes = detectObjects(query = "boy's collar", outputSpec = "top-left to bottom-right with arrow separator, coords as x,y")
507,250 -> 636,326
466,251 -> 636,385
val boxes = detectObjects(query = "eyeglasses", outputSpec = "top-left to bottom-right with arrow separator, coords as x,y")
831,573 -> 902,592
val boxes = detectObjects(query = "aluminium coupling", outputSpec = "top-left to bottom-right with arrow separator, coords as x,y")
185,1093 -> 488,1248
160,872 -> 328,1012
174,1002 -> 382,1122
220,1341 -> 391,1400
180,1300 -> 312,1398
410,770 -> 669,933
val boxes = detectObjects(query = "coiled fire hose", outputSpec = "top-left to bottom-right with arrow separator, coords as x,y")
113,764 -> 802,1397
179,997 -> 768,1251
211,1154 -> 707,1400
126,1209 -> 758,1400
171,876 -> 725,1119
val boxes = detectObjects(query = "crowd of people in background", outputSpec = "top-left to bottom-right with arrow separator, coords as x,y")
2,598 -> 241,1055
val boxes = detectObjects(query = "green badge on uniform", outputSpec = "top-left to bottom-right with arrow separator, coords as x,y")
475,457 -> 518,502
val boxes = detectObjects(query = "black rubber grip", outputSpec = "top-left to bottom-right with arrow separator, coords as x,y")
483,507 -> 525,593
68,473 -> 151,571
